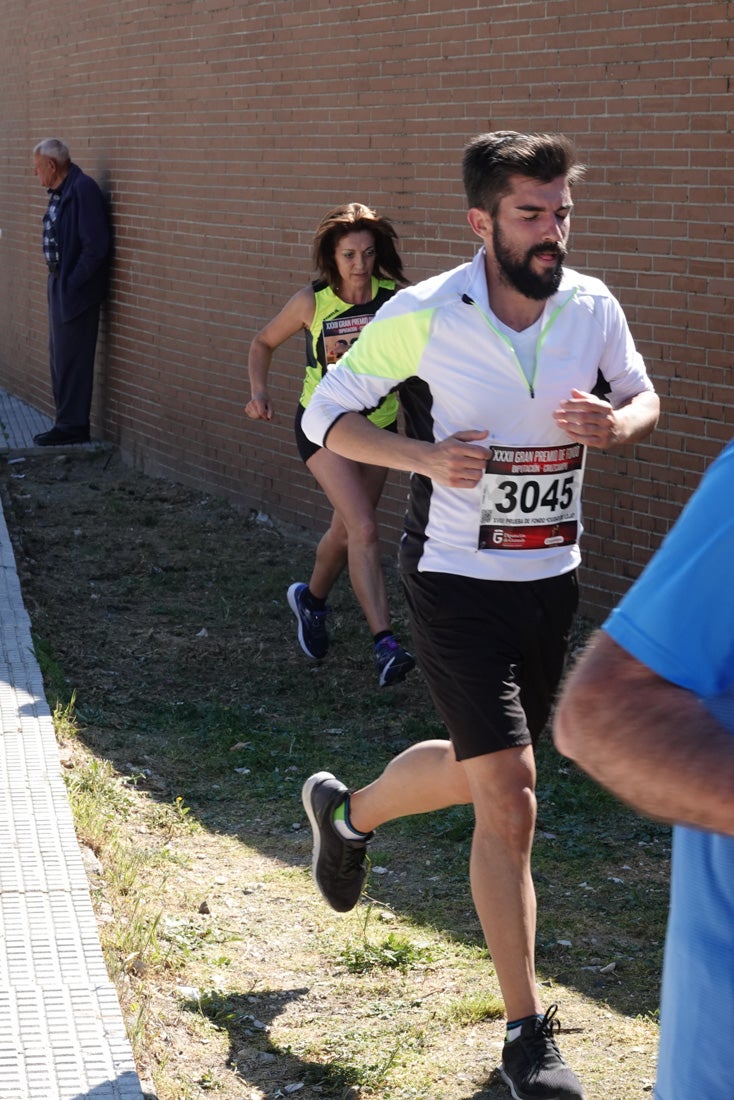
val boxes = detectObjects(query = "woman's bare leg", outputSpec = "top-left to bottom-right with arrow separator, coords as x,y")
306,448 -> 391,635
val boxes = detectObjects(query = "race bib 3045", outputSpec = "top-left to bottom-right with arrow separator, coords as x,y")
478,443 -> 586,551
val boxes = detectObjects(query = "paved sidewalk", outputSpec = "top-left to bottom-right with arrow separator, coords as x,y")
0,391 -> 52,453
0,389 -> 146,1100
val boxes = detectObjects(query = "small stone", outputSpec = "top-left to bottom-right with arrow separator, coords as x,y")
81,846 -> 103,876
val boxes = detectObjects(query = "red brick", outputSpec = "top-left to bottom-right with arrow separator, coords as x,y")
0,0 -> 731,621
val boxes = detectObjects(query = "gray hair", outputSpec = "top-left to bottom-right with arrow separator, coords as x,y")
33,138 -> 70,164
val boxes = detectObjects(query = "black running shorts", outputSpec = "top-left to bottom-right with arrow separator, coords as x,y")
294,403 -> 397,464
401,569 -> 579,760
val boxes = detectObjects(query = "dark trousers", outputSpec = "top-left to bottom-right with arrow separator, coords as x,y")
47,275 -> 100,431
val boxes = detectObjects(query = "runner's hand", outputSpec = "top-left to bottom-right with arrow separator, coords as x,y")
246,392 -> 274,421
553,389 -> 619,449
423,430 -> 490,488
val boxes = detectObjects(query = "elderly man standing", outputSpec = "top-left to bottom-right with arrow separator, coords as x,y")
32,138 -> 110,446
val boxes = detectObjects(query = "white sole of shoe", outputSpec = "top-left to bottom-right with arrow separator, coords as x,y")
499,1066 -> 529,1099
301,771 -> 337,895
287,582 -> 322,661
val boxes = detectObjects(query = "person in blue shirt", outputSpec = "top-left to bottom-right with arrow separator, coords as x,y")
554,439 -> 734,1100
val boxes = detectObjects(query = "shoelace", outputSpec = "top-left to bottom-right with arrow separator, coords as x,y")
338,838 -> 368,876
527,1004 -> 563,1063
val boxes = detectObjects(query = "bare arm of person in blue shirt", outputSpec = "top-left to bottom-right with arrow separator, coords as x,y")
554,632 -> 734,836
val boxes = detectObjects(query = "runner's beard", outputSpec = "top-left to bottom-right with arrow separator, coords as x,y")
493,223 -> 566,301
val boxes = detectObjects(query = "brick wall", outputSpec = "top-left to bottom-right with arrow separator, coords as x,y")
0,0 -> 731,618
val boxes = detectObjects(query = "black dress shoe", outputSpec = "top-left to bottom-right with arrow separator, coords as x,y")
33,426 -> 90,447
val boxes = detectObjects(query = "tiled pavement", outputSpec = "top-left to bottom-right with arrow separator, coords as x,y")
0,389 -> 146,1100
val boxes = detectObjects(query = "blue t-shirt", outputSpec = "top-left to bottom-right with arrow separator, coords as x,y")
604,440 -> 734,1100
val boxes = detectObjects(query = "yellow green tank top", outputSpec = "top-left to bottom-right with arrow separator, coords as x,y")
299,277 -> 399,428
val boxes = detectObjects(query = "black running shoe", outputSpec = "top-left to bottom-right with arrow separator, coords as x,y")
500,1005 -> 584,1100
374,635 -> 416,687
287,582 -> 329,660
301,771 -> 373,912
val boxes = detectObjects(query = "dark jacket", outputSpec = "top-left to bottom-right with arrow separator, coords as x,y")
54,162 -> 111,322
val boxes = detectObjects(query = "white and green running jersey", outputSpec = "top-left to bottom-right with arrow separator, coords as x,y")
303,248 -> 655,583
299,276 -> 398,428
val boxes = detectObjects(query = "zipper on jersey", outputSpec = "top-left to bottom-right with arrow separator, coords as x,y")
461,291 -> 578,399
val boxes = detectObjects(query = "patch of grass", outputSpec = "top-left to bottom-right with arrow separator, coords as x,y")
190,987 -> 256,1029
1,451 -> 668,1100
106,902 -> 163,976
32,632 -> 70,706
300,1034 -> 407,1095
338,931 -> 436,975
160,915 -> 243,960
441,990 -> 505,1026
64,752 -> 134,851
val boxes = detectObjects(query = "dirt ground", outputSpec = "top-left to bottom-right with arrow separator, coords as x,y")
0,448 -> 665,1100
